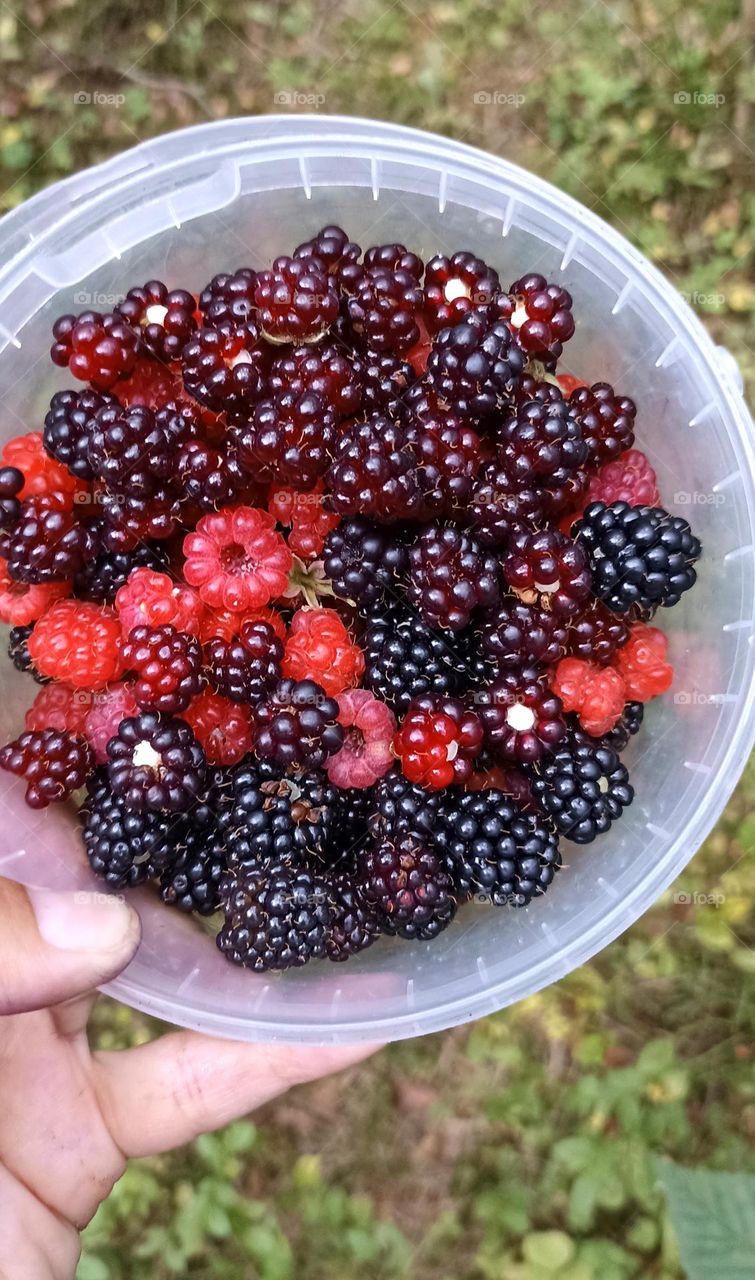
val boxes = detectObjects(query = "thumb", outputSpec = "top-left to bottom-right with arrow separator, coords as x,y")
0,877 -> 141,1015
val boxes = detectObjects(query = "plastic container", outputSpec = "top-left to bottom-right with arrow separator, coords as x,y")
0,116 -> 753,1045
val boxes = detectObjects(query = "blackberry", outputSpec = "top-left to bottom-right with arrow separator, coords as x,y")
325,415 -> 423,523
232,391 -> 337,488
333,786 -> 373,859
253,255 -> 338,344
393,693 -> 483,789
567,600 -> 629,665
81,774 -> 182,888
356,832 -> 456,941
122,624 -> 204,715
325,868 -> 380,961
367,765 -> 442,841
345,267 -> 423,354
405,415 -> 484,518
175,439 -> 240,512
160,822 -> 226,914
323,516 -> 408,610
468,458 -> 545,548
529,731 -> 634,844
502,527 -> 592,618
575,501 -> 701,614
362,609 -> 470,714
569,382 -> 636,466
269,343 -> 363,418
199,266 -> 257,333
602,700 -> 644,752
0,465 -> 23,530
87,403 -> 172,497
107,711 -> 207,813
217,859 -> 331,971
8,623 -> 51,684
204,619 -> 283,705
43,388 -> 117,480
513,371 -> 563,407
181,324 -> 267,411
360,348 -> 416,415
293,224 -> 361,275
50,309 -> 138,389
425,313 -> 524,421
116,279 -> 197,362
253,678 -> 344,769
0,729 -> 93,808
0,501 -> 99,584
498,396 -> 587,488
73,541 -> 168,605
437,788 -> 561,907
423,250 -> 500,333
476,666 -> 566,764
507,272 -> 575,363
217,758 -> 338,867
480,599 -> 568,670
98,488 -> 176,553
407,524 -> 501,632
362,242 -> 424,279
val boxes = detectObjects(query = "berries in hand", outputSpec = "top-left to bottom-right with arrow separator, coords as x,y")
0,729 -> 93,808
183,505 -> 293,611
326,688 -> 396,789
393,693 -> 483,789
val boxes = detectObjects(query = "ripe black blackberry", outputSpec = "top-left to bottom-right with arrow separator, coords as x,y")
232,391 -> 337,489
217,859 -> 331,971
507,271 -> 575,363
407,524 -> 501,632
345,266 -> 423,354
8,623 -> 50,684
43,388 -> 117,480
574,501 -> 701,613
217,758 -> 338,867
325,414 -> 423,523
0,502 -> 100,584
323,516 -> 408,610
269,343 -> 363,418
181,324 -> 267,411
468,458 -> 546,548
367,766 -> 443,842
362,609 -> 471,714
529,731 -> 634,844
254,678 -> 344,769
0,465 -> 23,531
360,348 -> 416,415
356,832 -> 457,941
0,728 -> 93,808
87,403 -> 173,497
116,279 -> 198,362
73,541 -> 169,605
502,527 -> 592,618
405,415 -> 484,518
423,250 -> 500,333
498,396 -> 587,488
253,255 -> 339,344
204,619 -> 283,705
199,266 -> 257,333
476,666 -> 566,764
81,774 -> 183,888
98,488 -> 177,553
107,711 -> 207,813
325,868 -> 380,961
567,600 -> 629,665
480,599 -> 568,670
425,313 -> 524,421
362,242 -> 424,279
175,440 -> 240,512
160,822 -> 226,915
437,788 -> 561,907
333,787 -> 373,860
293,224 -> 361,275
122,624 -> 205,715
601,700 -> 644,752
569,382 -> 636,466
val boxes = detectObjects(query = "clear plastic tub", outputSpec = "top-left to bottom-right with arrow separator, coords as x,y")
0,116 -> 753,1045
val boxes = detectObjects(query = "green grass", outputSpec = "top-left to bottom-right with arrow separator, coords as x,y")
1,2 -> 753,1276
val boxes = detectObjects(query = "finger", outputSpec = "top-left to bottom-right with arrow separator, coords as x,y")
0,878 -> 141,1015
0,1165 -> 80,1280
94,1035 -> 380,1157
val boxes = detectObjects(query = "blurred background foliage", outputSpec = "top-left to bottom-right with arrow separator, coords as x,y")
0,1 -> 753,1276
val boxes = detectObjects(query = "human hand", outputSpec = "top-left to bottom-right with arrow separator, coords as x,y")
0,878 -> 377,1279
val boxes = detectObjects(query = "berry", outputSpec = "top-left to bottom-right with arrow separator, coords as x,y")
569,381 -> 636,467
326,688 -> 396,789
393,693 -> 483,789
217,758 -> 338,867
360,348 -> 416,415
0,501 -> 99,583
325,415 -> 423,523
28,599 -> 124,688
551,656 -> 626,737
183,505 -> 293,612
423,251 -> 500,333
0,729 -> 93,808
254,678 -> 344,769
476,667 -> 566,763
81,774 -> 181,888
199,267 -> 256,332
323,516 -> 408,610
502,528 -> 592,618
200,603 -> 286,646
346,266 -> 423,354
293,224 -> 361,275
362,608 -> 472,715
116,280 -> 198,362
498,396 -> 587,488
107,711 -> 207,813
269,343 -> 363,418
530,732 -> 633,844
368,766 -> 442,842
115,359 -> 184,410
406,411 -> 484,518
51,310 -> 138,388
232,390 -> 336,488
181,325 -> 266,411
325,870 -> 380,961
0,465 -> 23,531
356,833 -> 456,941
84,683 -> 140,763
507,272 -> 575,362
3,432 -> 79,506
333,787 -> 373,858
8,623 -> 50,684
468,458 -> 545,547
585,448 -> 660,508
182,689 -> 254,765
175,440 -> 239,512
425,313 -> 524,421
204,618 -> 283,704
612,622 -> 673,701
480,599 -> 568,670
0,561 -> 71,625
74,541 -> 169,605
603,700 -> 644,752
269,482 -> 340,560
438,789 -> 561,906
282,607 -> 365,696
43,388 -> 117,480
407,524 -> 500,632
254,255 -> 338,343
362,242 -> 424,278
122,624 -> 205,714
160,824 -> 226,915
217,860 -> 331,971
98,487 -> 177,552
116,567 -> 204,636
575,501 -> 701,614
87,403 -> 174,496
25,682 -> 91,735
567,599 -> 629,665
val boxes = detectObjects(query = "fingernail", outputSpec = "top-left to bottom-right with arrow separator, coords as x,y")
27,887 -> 140,954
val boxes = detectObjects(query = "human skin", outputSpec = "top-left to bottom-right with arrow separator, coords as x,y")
0,878 -> 377,1279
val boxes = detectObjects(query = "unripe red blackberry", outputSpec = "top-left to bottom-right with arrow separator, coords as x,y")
116,279 -> 198,362
231,390 -> 337,489
325,415 -> 423,523
269,343 -> 363,418
181,324 -> 267,410
363,242 -> 424,278
50,310 -> 138,388
87,403 -> 173,496
407,524 -> 501,631
345,267 -> 423,354
476,666 -> 566,763
122,624 -> 205,714
175,440 -> 239,512
507,272 -> 575,362
0,729 -> 93,808
425,313 -> 524,421
405,414 -> 484,518
498,396 -> 587,487
502,528 -> 592,618
199,266 -> 257,332
423,250 -> 500,332
293,224 -> 361,275
254,678 -> 344,769
107,711 -> 207,813
393,693 -> 483,789
567,600 -> 630,665
204,619 -> 283,705
253,255 -> 339,343
481,599 -> 568,670
0,500 -> 99,583
0,465 -> 23,530
468,458 -> 546,548
568,382 -> 636,466
360,348 -> 416,415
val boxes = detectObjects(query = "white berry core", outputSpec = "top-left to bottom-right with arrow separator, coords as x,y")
444,278 -> 471,303
506,703 -> 536,732
132,741 -> 162,770
145,304 -> 169,327
511,303 -> 528,328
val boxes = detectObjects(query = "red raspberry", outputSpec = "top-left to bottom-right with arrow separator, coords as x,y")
326,688 -> 396,789
2,432 -> 79,507
28,599 -> 125,689
115,568 -> 205,637
183,505 -> 293,612
586,449 -> 661,508
551,656 -> 626,737
199,604 -> 287,645
122,625 -> 205,714
51,310 -> 138,389
269,482 -> 340,559
613,623 -> 673,702
393,694 -> 483,790
253,256 -> 339,343
84,682 -> 140,762
282,607 -> 365,697
182,689 -> 254,765
0,563 -> 71,625
25,682 -> 91,735
0,729 -> 93,808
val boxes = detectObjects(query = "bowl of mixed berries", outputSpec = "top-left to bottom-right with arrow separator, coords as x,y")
0,118 -> 751,1043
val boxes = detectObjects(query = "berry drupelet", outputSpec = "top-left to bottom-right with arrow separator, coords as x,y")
204,618 -> 283,705
325,415 -> 424,523
81,774 -> 183,888
253,678 -> 344,769
116,279 -> 198,362
43,388 -> 117,481
438,788 -> 561,907
122,624 -> 205,714
362,608 -> 471,715
107,711 -> 207,813
0,464 -> 24,531
423,250 -> 500,333
529,731 -> 634,844
476,666 -> 566,764
425,313 -> 524,421
217,859 -> 331,971
568,382 -> 636,466
574,501 -> 701,613
0,729 -> 93,808
253,255 -> 339,344
50,310 -> 139,389
356,832 -> 457,941
323,516 -> 408,610
407,524 -> 501,632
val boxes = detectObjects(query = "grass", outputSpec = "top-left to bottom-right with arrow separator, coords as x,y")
0,2 -> 753,1276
